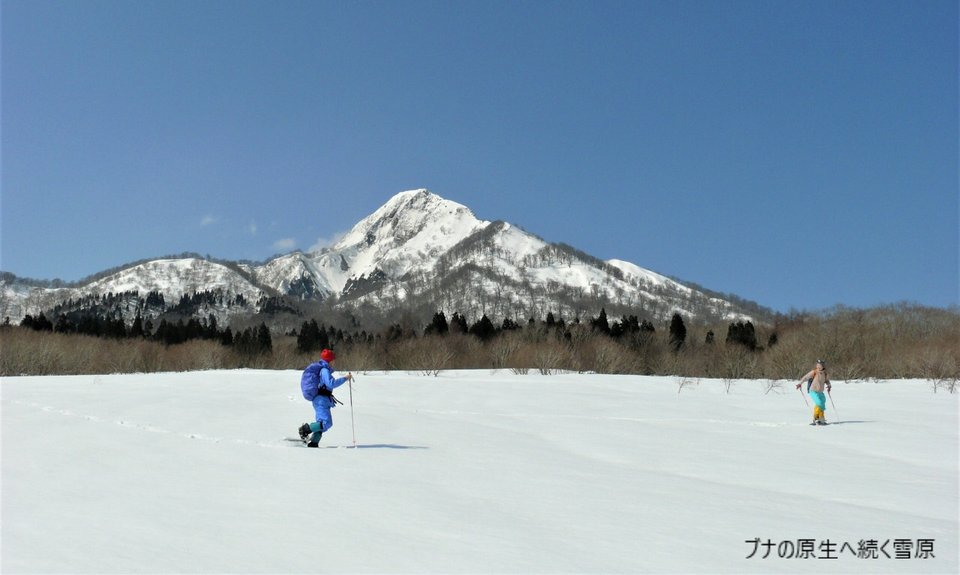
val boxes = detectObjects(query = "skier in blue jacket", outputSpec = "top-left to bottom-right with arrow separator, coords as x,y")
298,349 -> 353,447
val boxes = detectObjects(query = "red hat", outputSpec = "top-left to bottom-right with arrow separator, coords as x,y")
320,349 -> 335,362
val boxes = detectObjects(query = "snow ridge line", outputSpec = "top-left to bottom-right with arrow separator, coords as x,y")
6,399 -> 292,450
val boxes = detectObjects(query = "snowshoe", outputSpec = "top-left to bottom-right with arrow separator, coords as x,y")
307,441 -> 320,448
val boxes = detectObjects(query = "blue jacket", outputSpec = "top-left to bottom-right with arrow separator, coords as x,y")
300,360 -> 348,405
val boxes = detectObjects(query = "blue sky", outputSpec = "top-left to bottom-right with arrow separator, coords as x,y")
2,0 -> 957,313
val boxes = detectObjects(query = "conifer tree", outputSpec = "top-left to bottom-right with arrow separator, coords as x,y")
35,312 -> 53,331
425,311 -> 449,336
257,323 -> 273,353
726,321 -> 757,351
591,308 -> 610,335
669,313 -> 686,351
55,314 -> 73,334
205,314 -> 218,340
450,312 -> 468,334
130,312 -> 144,338
741,321 -> 757,350
610,320 -> 624,339
469,314 -> 496,341
297,319 -> 321,352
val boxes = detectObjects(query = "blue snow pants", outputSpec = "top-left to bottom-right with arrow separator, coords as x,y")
310,396 -> 334,442
810,391 -> 827,411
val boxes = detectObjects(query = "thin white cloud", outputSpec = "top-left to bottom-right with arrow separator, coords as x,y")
200,215 -> 218,227
273,238 -> 296,251
248,221 -> 258,235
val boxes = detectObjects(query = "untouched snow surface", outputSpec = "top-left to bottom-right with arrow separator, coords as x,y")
2,370 -> 957,574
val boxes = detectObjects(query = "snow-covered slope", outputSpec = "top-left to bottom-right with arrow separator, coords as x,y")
3,371 -> 957,573
253,251 -> 337,300
0,189 -> 760,324
607,258 -> 689,293
1,258 -> 265,323
84,258 -> 262,301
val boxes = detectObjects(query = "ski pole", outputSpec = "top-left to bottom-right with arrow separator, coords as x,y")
798,384 -> 809,407
348,373 -> 357,448
828,390 -> 839,423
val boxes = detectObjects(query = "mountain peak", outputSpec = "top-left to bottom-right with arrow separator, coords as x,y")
390,188 -> 434,203
381,189 -> 474,219
336,189 -> 484,251
319,190 -> 488,291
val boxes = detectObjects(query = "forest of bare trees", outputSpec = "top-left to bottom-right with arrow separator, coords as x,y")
3,303 -> 957,385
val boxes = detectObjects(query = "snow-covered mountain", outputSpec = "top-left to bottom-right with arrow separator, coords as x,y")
1,258 -> 264,326
1,189 -> 763,326
255,189 -> 752,322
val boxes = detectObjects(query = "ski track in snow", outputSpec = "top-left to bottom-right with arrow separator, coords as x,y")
6,399 -> 802,452
5,398 -> 296,450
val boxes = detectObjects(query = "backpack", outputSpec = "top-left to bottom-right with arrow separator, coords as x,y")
300,362 -> 326,401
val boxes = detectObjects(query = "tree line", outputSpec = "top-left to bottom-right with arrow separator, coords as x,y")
18,311 -> 274,357
16,302 -> 766,357
5,302 -> 957,382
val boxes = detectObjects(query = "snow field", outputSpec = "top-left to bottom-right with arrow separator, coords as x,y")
2,370 -> 957,574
